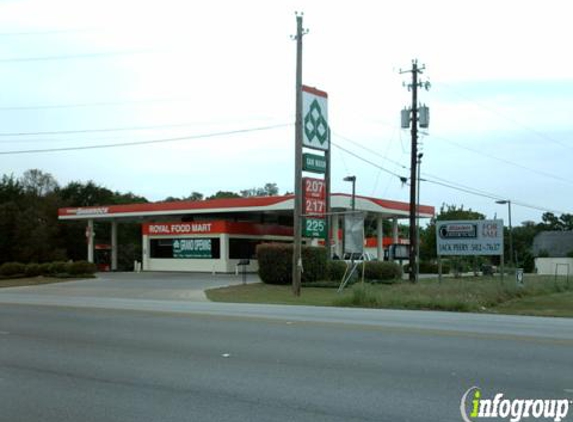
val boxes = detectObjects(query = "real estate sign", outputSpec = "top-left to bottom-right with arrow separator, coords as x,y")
436,219 -> 504,256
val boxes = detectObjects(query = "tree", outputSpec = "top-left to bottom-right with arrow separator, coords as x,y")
59,181 -> 115,207
0,174 -> 23,203
240,182 -> 279,197
161,192 -> 203,202
539,212 -> 573,231
187,192 -> 204,201
207,191 -> 241,200
20,169 -> 59,197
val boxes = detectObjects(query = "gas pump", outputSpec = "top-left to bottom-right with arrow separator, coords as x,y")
94,244 -> 111,272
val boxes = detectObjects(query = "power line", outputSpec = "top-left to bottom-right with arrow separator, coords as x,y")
0,119 -> 281,138
435,80 -> 572,151
0,123 -> 291,155
0,48 -> 157,63
333,134 -> 568,215
0,96 -> 196,111
0,28 -> 98,37
421,177 -> 567,215
332,132 -> 407,170
432,134 -> 573,186
330,141 -> 405,180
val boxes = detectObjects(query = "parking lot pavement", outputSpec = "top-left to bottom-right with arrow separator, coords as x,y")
0,272 -> 259,302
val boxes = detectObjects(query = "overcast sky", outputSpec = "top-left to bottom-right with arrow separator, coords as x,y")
0,0 -> 571,226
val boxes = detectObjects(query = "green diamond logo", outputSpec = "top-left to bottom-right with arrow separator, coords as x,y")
304,99 -> 328,145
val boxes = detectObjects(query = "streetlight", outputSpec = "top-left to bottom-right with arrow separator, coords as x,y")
343,176 -> 356,211
495,200 -> 514,267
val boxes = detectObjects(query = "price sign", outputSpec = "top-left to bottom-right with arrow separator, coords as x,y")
303,177 -> 326,200
303,218 -> 326,238
305,197 -> 326,215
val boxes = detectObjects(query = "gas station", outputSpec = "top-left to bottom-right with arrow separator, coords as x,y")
58,194 -> 434,273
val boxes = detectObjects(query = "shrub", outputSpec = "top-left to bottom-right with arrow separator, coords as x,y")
363,261 -> 402,282
257,243 -> 328,285
257,243 -> 292,285
0,262 -> 26,277
301,247 -> 327,283
68,261 -> 97,275
38,263 -> 52,276
404,261 -> 451,274
327,260 -> 348,281
25,263 -> 42,277
49,261 -> 69,275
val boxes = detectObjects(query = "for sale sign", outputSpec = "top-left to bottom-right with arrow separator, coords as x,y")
436,220 -> 504,256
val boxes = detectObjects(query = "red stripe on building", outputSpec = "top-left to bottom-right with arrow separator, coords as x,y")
142,221 -> 293,237
59,195 -> 294,217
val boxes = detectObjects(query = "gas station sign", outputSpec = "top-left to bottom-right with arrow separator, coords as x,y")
303,177 -> 326,217
302,153 -> 327,174
302,177 -> 326,238
303,218 -> 326,238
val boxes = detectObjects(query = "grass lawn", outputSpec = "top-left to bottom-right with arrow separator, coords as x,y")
0,276 -> 93,289
206,275 -> 573,317
206,282 -> 352,306
492,291 -> 573,318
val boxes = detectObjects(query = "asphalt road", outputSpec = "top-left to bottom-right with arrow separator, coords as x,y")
0,282 -> 571,421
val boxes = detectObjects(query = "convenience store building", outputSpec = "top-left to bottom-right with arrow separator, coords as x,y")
58,194 -> 434,273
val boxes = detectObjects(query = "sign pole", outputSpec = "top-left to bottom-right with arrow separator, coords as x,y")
325,128 -> 331,258
292,13 -> 305,297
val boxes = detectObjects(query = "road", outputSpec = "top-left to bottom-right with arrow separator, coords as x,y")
0,286 -> 571,421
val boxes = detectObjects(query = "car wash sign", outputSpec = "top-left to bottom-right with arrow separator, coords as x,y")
436,220 -> 504,256
302,85 -> 329,151
173,239 -> 212,258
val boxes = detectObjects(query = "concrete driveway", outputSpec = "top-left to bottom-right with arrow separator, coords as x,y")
0,272 -> 258,302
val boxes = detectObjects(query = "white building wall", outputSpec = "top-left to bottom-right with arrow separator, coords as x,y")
144,233 -> 291,273
534,257 -> 573,275
147,258 -> 227,273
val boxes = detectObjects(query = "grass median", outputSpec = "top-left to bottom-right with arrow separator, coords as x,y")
206,275 -> 573,317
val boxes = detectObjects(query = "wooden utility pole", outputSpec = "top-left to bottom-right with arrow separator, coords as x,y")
292,13 -> 306,296
400,60 -> 425,283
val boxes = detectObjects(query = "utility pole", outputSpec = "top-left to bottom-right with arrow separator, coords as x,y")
400,60 -> 428,283
292,13 -> 307,296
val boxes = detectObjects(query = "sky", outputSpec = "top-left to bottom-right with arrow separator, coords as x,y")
0,0 -> 571,226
